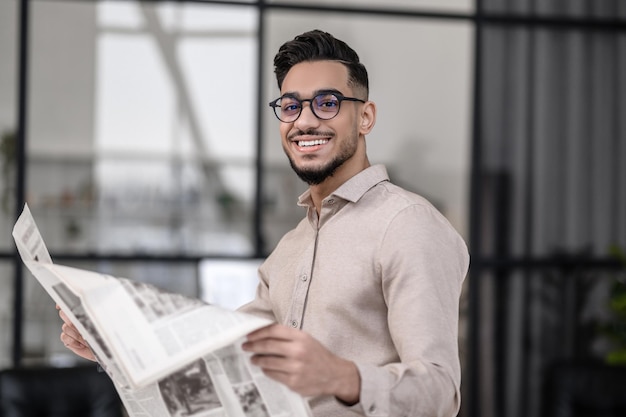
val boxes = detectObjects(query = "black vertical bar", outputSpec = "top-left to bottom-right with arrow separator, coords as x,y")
492,24 -> 509,417
520,20 -> 536,417
467,0 -> 484,416
493,172 -> 511,417
253,0 -> 267,258
614,37 -> 623,244
13,0 -> 30,367
609,35 -> 619,245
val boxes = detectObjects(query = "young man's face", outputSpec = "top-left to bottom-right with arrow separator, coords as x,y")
278,60 -> 368,185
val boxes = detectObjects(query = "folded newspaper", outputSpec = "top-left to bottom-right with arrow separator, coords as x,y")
12,204 -> 312,417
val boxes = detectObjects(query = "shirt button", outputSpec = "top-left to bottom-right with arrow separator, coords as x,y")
327,198 -> 335,204
290,320 -> 298,328
300,274 -> 308,281
368,404 -> 376,413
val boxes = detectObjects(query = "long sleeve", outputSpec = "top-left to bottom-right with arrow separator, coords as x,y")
353,204 -> 469,417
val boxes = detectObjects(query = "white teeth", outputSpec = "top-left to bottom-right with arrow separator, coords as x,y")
298,139 -> 328,147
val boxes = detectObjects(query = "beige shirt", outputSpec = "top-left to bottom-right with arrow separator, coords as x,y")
240,164 -> 470,417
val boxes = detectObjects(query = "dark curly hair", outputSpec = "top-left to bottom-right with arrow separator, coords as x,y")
273,30 -> 369,98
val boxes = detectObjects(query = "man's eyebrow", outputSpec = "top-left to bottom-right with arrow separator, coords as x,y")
280,91 -> 299,98
280,88 -> 344,98
314,88 -> 343,96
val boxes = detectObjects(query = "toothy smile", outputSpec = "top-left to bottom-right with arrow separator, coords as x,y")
298,139 -> 329,147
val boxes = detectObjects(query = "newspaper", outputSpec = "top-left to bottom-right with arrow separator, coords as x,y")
12,204 -> 312,417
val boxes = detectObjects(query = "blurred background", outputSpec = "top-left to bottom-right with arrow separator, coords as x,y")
0,1 -> 624,416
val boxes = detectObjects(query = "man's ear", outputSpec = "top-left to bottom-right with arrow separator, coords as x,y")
359,101 -> 377,135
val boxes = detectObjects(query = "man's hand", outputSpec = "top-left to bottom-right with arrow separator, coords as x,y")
56,305 -> 97,362
242,324 -> 360,405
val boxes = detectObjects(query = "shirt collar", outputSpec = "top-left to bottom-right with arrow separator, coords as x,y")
297,164 -> 390,208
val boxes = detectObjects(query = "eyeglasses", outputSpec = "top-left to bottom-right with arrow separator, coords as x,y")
269,92 -> 365,123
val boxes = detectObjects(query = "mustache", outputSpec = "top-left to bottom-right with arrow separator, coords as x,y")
288,129 -> 335,141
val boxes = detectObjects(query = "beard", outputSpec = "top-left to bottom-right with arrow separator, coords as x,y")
288,154 -> 343,185
285,128 -> 359,185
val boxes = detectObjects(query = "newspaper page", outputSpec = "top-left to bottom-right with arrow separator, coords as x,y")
45,262 -> 273,389
12,204 -> 313,417
116,342 -> 312,417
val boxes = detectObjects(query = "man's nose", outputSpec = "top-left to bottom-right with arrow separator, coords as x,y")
295,102 -> 319,128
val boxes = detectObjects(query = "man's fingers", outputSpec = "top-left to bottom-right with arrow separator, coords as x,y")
60,325 -> 97,362
250,354 -> 287,370
243,338 -> 290,357
243,329 -> 297,355
58,308 -> 74,325
60,331 -> 83,348
58,309 -> 88,348
58,309 -> 85,343
56,307 -> 97,362
246,323 -> 298,341
61,322 -> 83,342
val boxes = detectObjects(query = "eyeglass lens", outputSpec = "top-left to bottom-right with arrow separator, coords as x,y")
278,94 -> 340,122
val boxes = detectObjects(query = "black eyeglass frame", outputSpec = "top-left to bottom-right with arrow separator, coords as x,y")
268,91 -> 366,123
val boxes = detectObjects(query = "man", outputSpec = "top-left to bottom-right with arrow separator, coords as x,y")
61,30 -> 469,417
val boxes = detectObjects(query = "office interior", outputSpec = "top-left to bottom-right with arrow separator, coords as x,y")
0,1 -> 625,416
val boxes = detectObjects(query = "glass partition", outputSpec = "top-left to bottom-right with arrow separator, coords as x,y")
0,262 -> 14,369
482,0 -> 626,18
199,258 -> 262,310
267,0 -> 473,13
3,0 -> 476,383
0,0 -> 17,251
26,0 -> 258,256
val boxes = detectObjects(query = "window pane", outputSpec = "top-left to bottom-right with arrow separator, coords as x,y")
27,1 -> 258,256
0,0 -> 17,251
199,258 -> 262,310
262,12 -> 473,251
267,0 -> 473,13
482,0 -> 626,18
0,261 -> 14,368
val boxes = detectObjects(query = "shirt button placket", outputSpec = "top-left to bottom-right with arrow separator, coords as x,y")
288,255 -> 313,331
